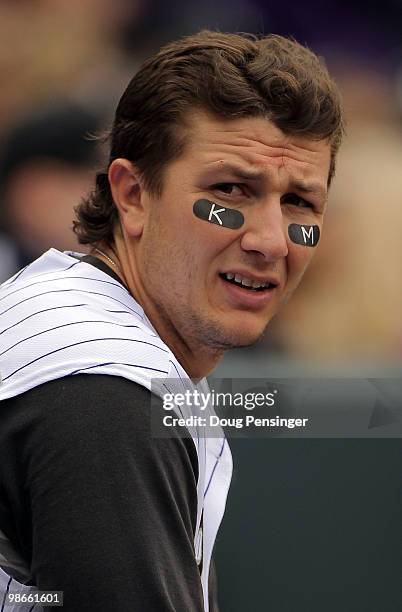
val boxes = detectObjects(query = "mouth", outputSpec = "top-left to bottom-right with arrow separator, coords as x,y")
219,272 -> 278,293
218,271 -> 279,309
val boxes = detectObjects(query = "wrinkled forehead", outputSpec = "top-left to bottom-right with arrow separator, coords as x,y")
182,110 -> 331,187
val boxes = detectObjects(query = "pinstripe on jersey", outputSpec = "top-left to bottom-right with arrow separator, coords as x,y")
0,248 -> 232,612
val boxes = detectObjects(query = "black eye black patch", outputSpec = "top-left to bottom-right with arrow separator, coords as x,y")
288,223 -> 320,247
193,199 -> 244,229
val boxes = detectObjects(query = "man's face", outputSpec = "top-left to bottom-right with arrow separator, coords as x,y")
137,111 -> 331,351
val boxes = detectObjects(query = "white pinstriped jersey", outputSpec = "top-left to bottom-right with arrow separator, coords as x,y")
0,248 -> 233,612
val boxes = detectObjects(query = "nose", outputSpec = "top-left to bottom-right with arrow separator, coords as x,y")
239,201 -> 289,262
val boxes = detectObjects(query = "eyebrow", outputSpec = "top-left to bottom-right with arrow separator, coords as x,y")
206,162 -> 328,201
289,179 -> 328,202
207,162 -> 262,181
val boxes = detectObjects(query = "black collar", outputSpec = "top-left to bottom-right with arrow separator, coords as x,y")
72,254 -> 130,291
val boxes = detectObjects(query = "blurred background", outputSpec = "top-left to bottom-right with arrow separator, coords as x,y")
0,1 -> 401,610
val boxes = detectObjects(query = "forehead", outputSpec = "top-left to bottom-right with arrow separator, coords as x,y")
181,110 -> 331,188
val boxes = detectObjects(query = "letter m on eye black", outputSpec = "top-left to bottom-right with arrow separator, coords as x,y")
288,223 -> 320,247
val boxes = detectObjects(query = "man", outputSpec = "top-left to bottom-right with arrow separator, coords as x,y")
0,31 -> 343,611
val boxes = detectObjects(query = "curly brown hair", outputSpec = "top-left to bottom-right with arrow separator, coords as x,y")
73,30 -> 344,246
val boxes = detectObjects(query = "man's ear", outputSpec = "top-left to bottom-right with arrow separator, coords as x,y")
108,158 -> 146,237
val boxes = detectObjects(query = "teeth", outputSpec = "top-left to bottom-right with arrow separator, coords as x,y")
252,280 -> 264,289
223,272 -> 269,289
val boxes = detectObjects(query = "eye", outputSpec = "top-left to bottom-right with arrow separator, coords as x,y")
281,193 -> 313,209
212,183 -> 244,197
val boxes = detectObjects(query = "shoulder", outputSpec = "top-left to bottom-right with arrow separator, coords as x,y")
0,250 -> 173,400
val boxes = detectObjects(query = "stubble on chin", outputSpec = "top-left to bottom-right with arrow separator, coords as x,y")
181,309 -> 271,351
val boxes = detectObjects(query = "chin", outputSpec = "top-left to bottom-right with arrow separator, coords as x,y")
230,328 -> 266,348
231,312 -> 274,340
202,321 -> 268,350
183,309 -> 272,351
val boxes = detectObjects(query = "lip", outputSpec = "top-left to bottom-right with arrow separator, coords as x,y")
219,274 -> 278,309
220,269 -> 280,288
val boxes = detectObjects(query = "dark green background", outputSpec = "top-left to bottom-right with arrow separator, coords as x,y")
215,439 -> 402,612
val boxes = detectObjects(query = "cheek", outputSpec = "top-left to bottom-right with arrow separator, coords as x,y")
188,216 -> 234,263
287,240 -> 316,282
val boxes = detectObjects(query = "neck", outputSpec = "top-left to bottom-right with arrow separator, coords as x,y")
90,243 -> 128,287
91,237 -> 224,379
166,338 -> 224,381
